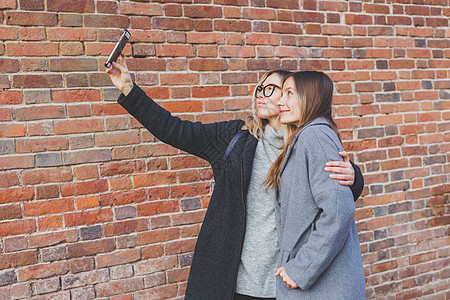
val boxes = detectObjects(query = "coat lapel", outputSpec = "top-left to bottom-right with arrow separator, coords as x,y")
280,118 -> 330,176
242,134 -> 258,197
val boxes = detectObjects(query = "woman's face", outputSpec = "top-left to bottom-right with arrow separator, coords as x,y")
256,73 -> 283,119
278,76 -> 301,124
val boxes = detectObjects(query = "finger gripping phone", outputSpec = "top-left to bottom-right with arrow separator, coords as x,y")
105,29 -> 131,68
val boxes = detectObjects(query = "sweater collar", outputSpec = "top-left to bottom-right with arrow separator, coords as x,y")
262,125 -> 284,150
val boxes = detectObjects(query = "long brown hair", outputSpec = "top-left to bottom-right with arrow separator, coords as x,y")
242,70 -> 292,139
264,71 -> 341,190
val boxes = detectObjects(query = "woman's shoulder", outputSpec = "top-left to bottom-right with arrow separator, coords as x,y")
293,118 -> 341,151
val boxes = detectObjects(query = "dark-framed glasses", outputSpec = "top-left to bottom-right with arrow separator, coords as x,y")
255,84 -> 281,98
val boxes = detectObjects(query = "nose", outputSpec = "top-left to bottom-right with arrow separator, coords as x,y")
277,92 -> 286,107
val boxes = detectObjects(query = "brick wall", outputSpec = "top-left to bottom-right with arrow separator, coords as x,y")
0,0 -> 449,299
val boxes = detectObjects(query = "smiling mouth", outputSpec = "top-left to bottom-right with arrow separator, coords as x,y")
279,110 -> 289,114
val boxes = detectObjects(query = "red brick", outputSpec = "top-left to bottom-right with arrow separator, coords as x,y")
17,261 -> 68,281
165,239 -> 196,255
243,8 -> 276,20
5,12 -> 57,26
0,156 -> 34,171
119,2 -> 162,16
215,20 -> 251,33
12,74 -> 63,88
266,0 -> 299,9
133,172 -> 177,188
69,257 -> 94,274
0,219 -> 36,237
47,0 -> 94,12
138,228 -> 179,246
213,0 -> 248,6
96,277 -> 144,297
22,168 -> 72,185
100,161 -> 144,177
84,14 -> 128,28
191,86 -> 229,98
219,46 -> 255,58
0,204 -> 22,221
364,3 -> 390,14
61,179 -> 109,197
187,32 -> 224,44
103,219 -> 148,237
16,137 -> 67,153
292,12 -> 323,24
100,189 -> 148,206
185,5 -> 222,18
152,17 -> 192,31
27,230 -> 77,249
96,249 -> 141,268
47,28 -> 96,41
0,0 -> 16,9
172,210 -> 206,226
137,200 -> 180,217
0,250 -> 38,269
162,100 -> 203,112
54,119 -> 102,135
411,251 -> 437,265
0,58 -> 19,73
271,22 -> 302,34
160,73 -> 199,85
67,239 -> 115,258
38,215 -> 63,231
97,1 -> 118,14
387,16 -> 412,26
151,45 -> 191,59
23,198 -> 74,217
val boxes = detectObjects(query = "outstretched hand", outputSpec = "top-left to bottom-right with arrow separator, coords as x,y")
324,151 -> 355,186
106,53 -> 134,96
275,267 -> 298,289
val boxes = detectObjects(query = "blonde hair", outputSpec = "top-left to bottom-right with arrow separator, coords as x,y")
242,70 -> 292,139
264,71 -> 341,190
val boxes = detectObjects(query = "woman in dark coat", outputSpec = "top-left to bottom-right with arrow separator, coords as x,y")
106,55 -> 364,300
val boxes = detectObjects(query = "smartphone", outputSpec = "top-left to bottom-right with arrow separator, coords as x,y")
105,29 -> 131,68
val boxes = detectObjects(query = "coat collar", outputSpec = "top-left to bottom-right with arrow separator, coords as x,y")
279,117 -> 330,175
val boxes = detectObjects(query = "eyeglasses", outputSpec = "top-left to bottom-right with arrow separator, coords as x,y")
255,84 -> 281,98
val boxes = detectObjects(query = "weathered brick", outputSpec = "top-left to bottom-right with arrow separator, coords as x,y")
64,208 -> 112,227
95,277 -> 144,297
95,249 -> 140,268
17,261 -> 68,281
5,12 -> 57,26
0,270 -> 17,287
61,269 -> 109,289
67,239 -> 115,258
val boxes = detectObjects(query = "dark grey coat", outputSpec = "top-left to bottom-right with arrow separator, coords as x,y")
276,118 -> 365,299
118,85 -> 365,300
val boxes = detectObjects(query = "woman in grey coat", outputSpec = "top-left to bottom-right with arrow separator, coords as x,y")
265,71 -> 365,299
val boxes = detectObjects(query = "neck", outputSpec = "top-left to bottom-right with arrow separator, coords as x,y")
267,116 -> 281,131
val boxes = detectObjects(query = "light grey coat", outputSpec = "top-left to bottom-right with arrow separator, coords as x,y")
275,118 -> 365,299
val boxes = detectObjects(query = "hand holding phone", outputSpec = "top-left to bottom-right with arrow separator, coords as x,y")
106,53 -> 134,96
105,29 -> 131,68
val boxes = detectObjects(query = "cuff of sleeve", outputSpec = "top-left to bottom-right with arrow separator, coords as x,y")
284,260 -> 311,291
117,83 -> 140,104
350,161 -> 364,201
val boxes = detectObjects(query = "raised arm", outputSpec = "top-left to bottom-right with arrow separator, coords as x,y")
106,54 -> 241,166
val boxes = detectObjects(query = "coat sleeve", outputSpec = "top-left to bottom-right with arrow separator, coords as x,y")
283,126 -> 356,291
117,84 -> 241,166
350,161 -> 364,201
